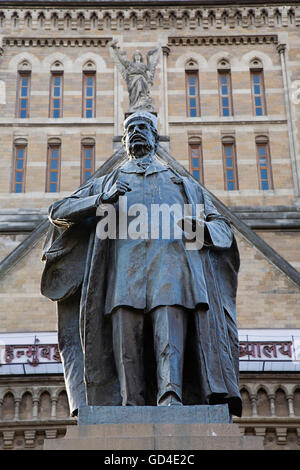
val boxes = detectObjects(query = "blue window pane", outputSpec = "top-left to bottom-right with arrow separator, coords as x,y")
50,159 -> 58,170
54,77 -> 61,86
221,85 -> 228,95
189,98 -> 196,108
50,172 -> 58,183
255,97 -> 262,107
222,108 -> 230,116
226,157 -> 233,167
87,77 -> 94,86
188,76 -> 196,85
253,74 -> 260,84
189,86 -> 196,96
17,149 -> 24,158
227,181 -> 234,191
85,148 -> 92,158
51,149 -> 59,159
222,97 -> 229,107
225,146 -> 233,157
258,146 -> 266,157
261,180 -> 269,190
15,183 -> 22,193
192,158 -> 199,169
254,85 -> 261,95
21,77 -> 28,86
21,87 -> 28,97
49,183 -> 57,192
193,170 -> 200,180
16,172 -> 23,182
85,171 -> 91,181
20,99 -> 27,109
54,87 -> 60,97
86,99 -> 93,109
256,107 -> 263,116
189,108 -> 197,117
20,109 -> 27,118
261,169 -> 268,180
85,160 -> 92,169
16,159 -> 24,170
53,109 -> 60,118
221,75 -> 228,85
227,169 -> 234,180
86,87 -> 93,97
53,99 -> 60,109
86,109 -> 93,118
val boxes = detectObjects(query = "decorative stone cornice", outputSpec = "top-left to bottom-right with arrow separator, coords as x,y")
168,34 -> 279,47
3,36 -> 112,48
0,5 -> 299,32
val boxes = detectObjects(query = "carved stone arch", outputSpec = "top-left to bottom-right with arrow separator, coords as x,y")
195,10 -> 202,27
0,11 -> 6,28
256,387 -> 271,416
51,385 -> 67,400
11,11 -> 19,28
208,10 -> 216,27
78,12 -> 86,29
56,390 -> 70,418
176,53 -> 207,71
116,11 -> 124,29
275,387 -> 289,416
43,53 -> 72,73
74,53 -> 106,73
50,60 -> 64,73
217,58 -> 231,71
143,10 -> 151,29
83,60 -> 97,72
185,58 -> 199,71
19,390 -> 33,420
241,50 -> 273,69
24,11 -> 32,29
274,8 -> 282,26
17,59 -> 32,72
2,391 -> 15,420
234,9 -> 242,26
64,12 -> 72,30
221,9 -> 229,26
38,390 -> 52,419
90,11 -> 98,29
288,7 -> 295,25
240,387 -> 252,416
8,53 -> 40,73
51,11 -> 59,29
293,386 -> 300,416
260,8 -> 269,25
248,9 -> 256,26
130,11 -> 138,28
182,10 -> 190,27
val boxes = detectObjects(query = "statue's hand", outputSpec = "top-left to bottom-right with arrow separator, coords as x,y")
101,180 -> 131,204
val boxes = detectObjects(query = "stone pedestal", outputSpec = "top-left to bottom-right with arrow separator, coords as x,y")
44,405 -> 263,450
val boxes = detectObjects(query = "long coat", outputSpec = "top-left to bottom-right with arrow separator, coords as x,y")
41,157 -> 242,417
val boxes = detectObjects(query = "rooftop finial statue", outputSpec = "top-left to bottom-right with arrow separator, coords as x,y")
109,39 -> 160,112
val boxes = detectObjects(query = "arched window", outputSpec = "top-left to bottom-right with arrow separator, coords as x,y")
81,138 -> 95,183
12,138 -> 27,193
185,59 -> 200,117
222,136 -> 238,190
250,58 -> 267,116
255,135 -> 273,190
49,61 -> 64,118
46,137 -> 61,192
82,61 -> 96,118
16,61 -> 31,118
218,59 -> 233,117
188,137 -> 203,183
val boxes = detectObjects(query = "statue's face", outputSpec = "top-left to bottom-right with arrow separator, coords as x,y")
124,119 -> 156,159
133,52 -> 143,63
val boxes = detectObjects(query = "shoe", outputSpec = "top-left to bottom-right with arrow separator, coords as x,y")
158,392 -> 183,407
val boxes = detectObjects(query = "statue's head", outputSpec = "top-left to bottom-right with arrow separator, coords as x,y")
123,111 -> 159,159
132,50 -> 143,63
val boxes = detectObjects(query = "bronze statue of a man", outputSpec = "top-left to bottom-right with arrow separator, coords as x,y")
41,111 -> 242,418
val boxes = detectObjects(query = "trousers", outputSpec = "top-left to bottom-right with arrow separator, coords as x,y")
111,305 -> 188,406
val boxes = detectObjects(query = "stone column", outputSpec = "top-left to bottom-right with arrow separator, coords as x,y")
250,394 -> 258,417
287,394 -> 295,417
162,46 -> 170,136
277,43 -> 300,203
269,394 -> 276,417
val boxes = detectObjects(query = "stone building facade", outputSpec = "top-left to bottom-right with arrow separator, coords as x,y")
0,0 -> 299,450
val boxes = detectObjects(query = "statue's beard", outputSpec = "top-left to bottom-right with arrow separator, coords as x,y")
128,136 -> 154,159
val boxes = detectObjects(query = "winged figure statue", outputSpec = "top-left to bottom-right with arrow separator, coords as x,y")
109,39 -> 160,112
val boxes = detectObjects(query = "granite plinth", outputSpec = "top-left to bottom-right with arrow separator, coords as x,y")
78,404 -> 230,425
44,405 -> 264,450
